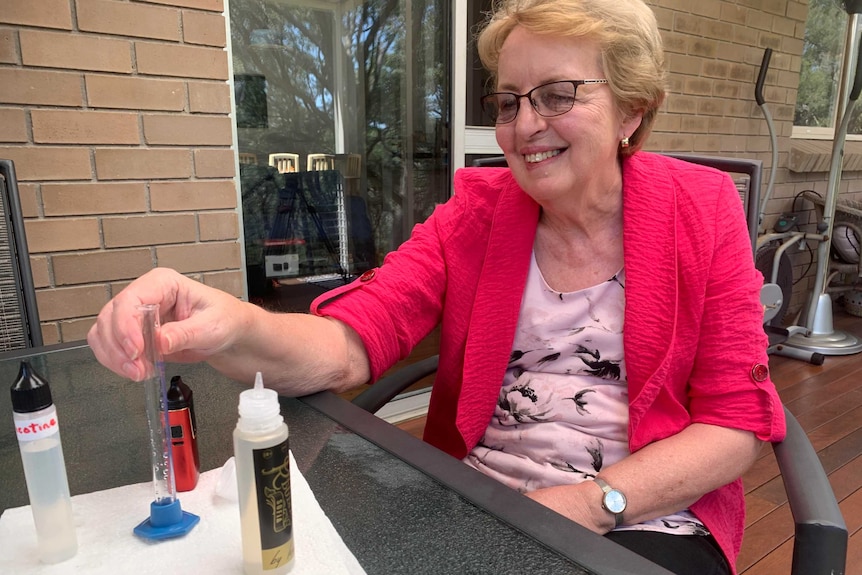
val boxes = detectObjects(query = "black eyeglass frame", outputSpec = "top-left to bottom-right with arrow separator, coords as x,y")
480,79 -> 609,124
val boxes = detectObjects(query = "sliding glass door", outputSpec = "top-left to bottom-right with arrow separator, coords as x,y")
230,0 -> 451,307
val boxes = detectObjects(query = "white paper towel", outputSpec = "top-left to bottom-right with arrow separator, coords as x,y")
0,454 -> 367,575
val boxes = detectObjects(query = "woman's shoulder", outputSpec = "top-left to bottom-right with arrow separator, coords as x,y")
454,166 -> 519,198
626,151 -> 736,202
627,151 -> 731,180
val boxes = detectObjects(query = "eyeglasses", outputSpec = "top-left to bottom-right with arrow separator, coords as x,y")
480,79 -> 609,124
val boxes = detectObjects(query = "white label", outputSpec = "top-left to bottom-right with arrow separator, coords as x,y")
15,412 -> 60,442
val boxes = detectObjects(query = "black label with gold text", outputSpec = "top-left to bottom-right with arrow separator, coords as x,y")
252,438 -> 294,569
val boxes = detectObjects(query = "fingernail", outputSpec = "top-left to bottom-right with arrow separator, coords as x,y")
123,361 -> 141,381
123,338 -> 139,361
163,333 -> 173,355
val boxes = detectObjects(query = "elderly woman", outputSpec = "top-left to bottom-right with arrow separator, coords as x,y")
88,1 -> 784,573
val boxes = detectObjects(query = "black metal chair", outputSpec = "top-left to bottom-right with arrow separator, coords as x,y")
0,159 -> 42,352
352,154 -> 848,575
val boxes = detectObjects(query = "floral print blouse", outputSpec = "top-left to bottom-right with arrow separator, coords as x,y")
464,252 -> 707,536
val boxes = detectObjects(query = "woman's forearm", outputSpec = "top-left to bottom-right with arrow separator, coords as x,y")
206,304 -> 372,395
527,423 -> 762,532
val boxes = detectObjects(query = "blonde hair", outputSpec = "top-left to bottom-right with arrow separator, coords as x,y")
477,0 -> 667,155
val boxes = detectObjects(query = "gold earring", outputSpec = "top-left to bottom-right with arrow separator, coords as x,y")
620,137 -> 630,149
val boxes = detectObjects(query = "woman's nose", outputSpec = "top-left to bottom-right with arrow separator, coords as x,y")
513,98 -> 548,134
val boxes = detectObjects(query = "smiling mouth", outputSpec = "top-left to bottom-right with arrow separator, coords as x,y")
524,149 -> 562,163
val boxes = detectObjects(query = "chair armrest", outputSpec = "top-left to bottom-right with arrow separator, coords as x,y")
773,406 -> 847,575
351,355 -> 439,413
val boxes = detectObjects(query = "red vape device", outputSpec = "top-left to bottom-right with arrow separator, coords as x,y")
167,375 -> 200,492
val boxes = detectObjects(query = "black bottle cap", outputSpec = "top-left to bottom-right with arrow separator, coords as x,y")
167,375 -> 192,410
10,361 -> 53,413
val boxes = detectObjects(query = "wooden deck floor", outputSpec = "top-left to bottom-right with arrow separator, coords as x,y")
396,310 -> 862,575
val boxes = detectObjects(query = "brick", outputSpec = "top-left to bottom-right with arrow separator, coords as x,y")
77,0 -> 180,41
42,182 -> 148,216
0,147 -> 91,181
140,0 -> 224,12
136,42 -> 228,80
193,149 -> 235,178
108,280 -> 134,298
201,269 -> 243,297
0,29 -> 16,63
680,116 -> 708,133
143,114 -> 232,145
36,284 -> 108,321
720,4 -> 748,26
0,69 -> 83,106
103,214 -> 197,247
40,323 -> 60,345
199,211 -> 239,241
156,241 -> 240,272
32,110 -> 140,145
94,148 -> 192,180
0,0 -> 73,29
24,218 -> 101,253
17,184 -> 39,218
20,30 -> 132,73
0,108 -> 28,143
188,81 -> 230,113
59,317 -> 96,342
703,20 -> 733,41
666,95 -> 698,115
182,10 -> 226,47
713,80 -> 742,99
667,53 -> 701,75
86,74 -> 184,111
661,31 -> 687,55
150,180 -> 236,211
689,38 -> 717,59
30,256 -> 49,288
674,14 -> 704,36
683,77 -> 712,96
702,60 -> 730,79
52,249 -> 153,285
787,2 -> 808,22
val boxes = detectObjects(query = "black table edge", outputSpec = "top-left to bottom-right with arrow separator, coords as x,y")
299,390 -> 674,575
0,340 -> 89,361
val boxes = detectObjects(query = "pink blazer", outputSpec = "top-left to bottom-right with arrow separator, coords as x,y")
312,151 -> 786,571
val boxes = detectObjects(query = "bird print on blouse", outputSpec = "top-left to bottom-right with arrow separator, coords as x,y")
464,253 -> 708,536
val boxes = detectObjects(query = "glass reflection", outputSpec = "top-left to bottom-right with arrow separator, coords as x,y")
230,0 -> 451,307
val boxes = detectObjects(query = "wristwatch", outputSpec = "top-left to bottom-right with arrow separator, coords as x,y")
594,477 -> 626,527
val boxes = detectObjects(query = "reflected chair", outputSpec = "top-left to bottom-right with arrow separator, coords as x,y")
351,154 -> 848,575
307,153 -> 335,172
238,152 -> 258,165
337,153 -> 362,195
268,153 -> 299,174
0,159 -> 42,352
338,154 -> 362,179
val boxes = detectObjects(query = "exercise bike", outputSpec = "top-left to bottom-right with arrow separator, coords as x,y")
754,4 -> 862,363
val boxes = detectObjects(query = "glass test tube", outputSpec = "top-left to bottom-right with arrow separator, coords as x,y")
138,304 -> 177,506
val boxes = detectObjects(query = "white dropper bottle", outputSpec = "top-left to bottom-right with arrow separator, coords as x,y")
10,361 -> 78,564
233,372 -> 294,574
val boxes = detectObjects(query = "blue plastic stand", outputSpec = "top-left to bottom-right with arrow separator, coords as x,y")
133,499 -> 200,541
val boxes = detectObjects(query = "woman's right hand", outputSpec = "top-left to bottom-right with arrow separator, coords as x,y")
87,268 -> 249,381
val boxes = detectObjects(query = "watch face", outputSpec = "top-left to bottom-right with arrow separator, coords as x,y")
605,489 -> 627,514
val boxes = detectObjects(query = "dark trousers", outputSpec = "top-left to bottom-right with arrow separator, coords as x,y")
605,531 -> 731,575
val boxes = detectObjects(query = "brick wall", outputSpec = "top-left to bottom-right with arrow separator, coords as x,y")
0,0 -> 241,344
